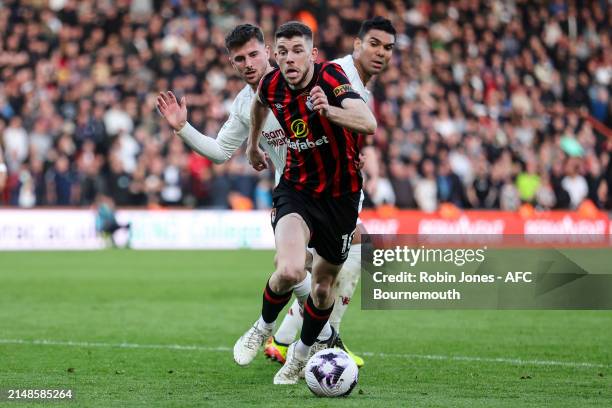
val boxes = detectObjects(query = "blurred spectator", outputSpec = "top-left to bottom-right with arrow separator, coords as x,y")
535,172 -> 557,210
516,157 -> 541,204
436,158 -> 468,208
107,154 -> 132,206
550,159 -> 572,209
104,100 -> 134,138
468,158 -> 495,209
208,164 -> 231,209
160,140 -> 186,206
585,155 -> 607,208
254,178 -> 273,209
14,164 -> 36,208
499,178 -> 521,211
561,158 -> 588,209
45,154 -> 76,205
369,174 -> 396,207
77,140 -> 106,205
415,158 -> 437,212
3,116 -> 28,173
388,160 -> 416,209
29,118 -> 53,162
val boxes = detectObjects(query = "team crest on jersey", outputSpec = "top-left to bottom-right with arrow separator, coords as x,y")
305,95 -> 313,111
333,84 -> 354,97
298,91 -> 314,111
290,119 -> 309,138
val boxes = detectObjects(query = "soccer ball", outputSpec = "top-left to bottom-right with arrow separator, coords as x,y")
304,348 -> 358,397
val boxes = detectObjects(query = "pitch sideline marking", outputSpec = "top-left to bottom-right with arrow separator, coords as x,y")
0,338 -> 609,369
0,338 -> 231,352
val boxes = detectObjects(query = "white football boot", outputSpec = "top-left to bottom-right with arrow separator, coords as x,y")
273,342 -> 307,384
233,322 -> 273,366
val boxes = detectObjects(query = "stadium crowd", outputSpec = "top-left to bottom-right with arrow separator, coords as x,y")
0,0 -> 610,211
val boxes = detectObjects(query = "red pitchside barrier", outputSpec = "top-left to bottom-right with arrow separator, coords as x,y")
359,208 -> 611,236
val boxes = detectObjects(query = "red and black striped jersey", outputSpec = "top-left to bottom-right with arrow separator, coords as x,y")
258,62 -> 364,197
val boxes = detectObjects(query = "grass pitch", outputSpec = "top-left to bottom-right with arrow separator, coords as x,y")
0,250 -> 610,407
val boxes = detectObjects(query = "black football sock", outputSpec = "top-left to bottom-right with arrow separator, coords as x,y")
261,280 -> 292,324
300,295 -> 334,347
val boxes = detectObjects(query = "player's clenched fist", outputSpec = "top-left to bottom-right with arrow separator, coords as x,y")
310,86 -> 329,116
247,144 -> 268,171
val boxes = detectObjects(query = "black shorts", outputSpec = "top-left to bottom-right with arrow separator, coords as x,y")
271,179 -> 360,265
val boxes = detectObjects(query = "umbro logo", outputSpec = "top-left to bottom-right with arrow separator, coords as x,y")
274,103 -> 283,110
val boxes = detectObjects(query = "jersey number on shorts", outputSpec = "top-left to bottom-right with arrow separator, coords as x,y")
341,231 -> 356,255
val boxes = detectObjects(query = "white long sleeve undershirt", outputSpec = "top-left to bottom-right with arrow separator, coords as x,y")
176,122 -> 231,164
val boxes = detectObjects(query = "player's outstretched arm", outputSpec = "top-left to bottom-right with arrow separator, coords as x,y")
246,95 -> 270,171
310,86 -> 377,134
156,91 -> 246,164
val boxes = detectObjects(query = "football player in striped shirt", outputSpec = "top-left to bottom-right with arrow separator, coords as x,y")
264,17 -> 396,368
239,21 -> 376,384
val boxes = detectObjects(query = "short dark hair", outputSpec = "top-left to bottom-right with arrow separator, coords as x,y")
225,24 -> 264,51
275,21 -> 313,42
358,16 -> 396,39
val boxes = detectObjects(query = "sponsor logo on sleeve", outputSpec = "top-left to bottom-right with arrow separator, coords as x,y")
333,84 -> 354,97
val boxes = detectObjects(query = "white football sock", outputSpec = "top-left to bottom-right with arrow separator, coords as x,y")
292,271 -> 311,303
329,244 -> 361,333
273,299 -> 303,344
272,272 -> 310,344
317,322 -> 333,342
294,340 -> 310,359
256,316 -> 274,331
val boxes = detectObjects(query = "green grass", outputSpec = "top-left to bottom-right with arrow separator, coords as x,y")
0,250 -> 611,407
